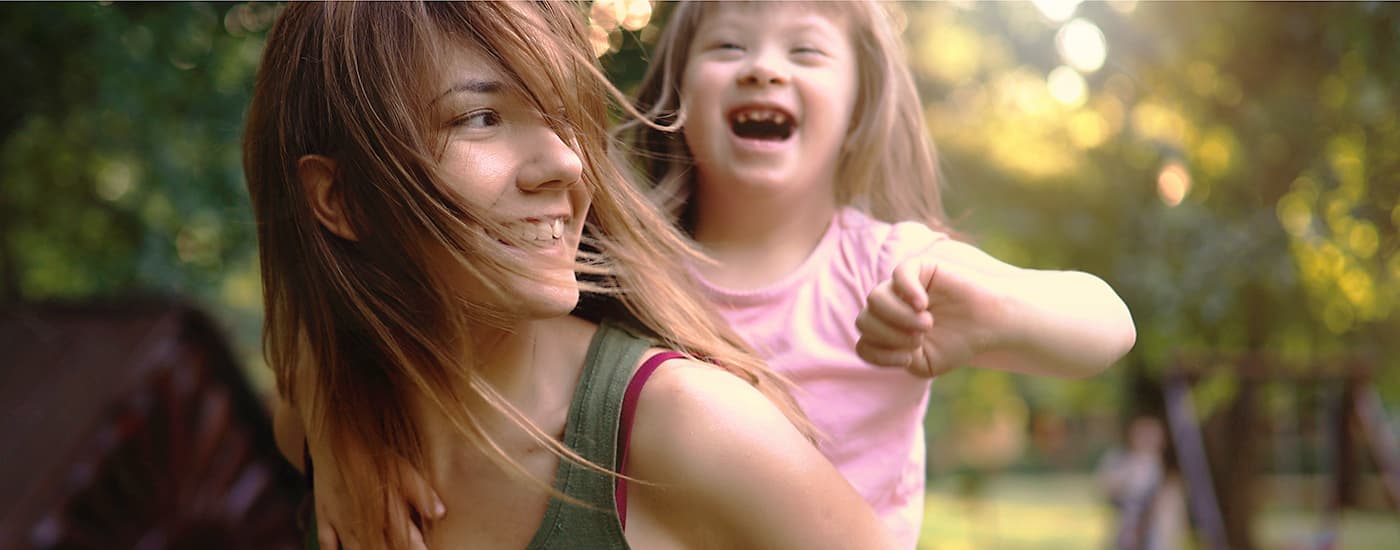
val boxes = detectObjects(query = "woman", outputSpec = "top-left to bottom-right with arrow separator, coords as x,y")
245,2 -> 893,548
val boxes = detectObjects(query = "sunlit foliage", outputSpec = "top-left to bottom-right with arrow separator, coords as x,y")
904,2 -> 1399,425
3,3 -> 1395,451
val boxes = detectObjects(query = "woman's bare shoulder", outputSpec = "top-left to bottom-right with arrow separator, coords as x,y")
622,351 -> 895,549
626,351 -> 804,476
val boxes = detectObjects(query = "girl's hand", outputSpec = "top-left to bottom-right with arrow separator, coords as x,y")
857,238 -> 1134,379
308,449 -> 445,550
277,397 -> 446,550
855,256 -> 1002,378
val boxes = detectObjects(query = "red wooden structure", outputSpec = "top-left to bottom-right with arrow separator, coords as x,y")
0,300 -> 305,549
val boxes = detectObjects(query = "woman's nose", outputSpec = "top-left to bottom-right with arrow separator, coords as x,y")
516,125 -> 583,192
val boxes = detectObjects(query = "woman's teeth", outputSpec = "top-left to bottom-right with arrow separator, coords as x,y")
520,218 -> 564,242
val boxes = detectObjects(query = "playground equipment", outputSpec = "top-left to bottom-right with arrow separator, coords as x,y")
1114,355 -> 1399,550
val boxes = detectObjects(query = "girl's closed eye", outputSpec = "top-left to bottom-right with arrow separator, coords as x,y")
791,45 -> 829,63
706,40 -> 745,55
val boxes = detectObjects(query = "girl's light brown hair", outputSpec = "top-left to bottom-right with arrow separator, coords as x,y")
244,2 -> 810,546
618,1 -> 952,232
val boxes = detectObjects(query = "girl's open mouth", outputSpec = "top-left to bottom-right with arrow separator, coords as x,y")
728,106 -> 796,141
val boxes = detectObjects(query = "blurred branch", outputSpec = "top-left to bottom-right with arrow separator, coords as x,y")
0,184 -> 15,303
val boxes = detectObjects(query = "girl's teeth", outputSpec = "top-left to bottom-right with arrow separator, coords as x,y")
550,218 -> 563,239
733,109 -> 791,124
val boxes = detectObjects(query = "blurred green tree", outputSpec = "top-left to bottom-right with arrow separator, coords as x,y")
1,2 -> 276,379
5,8 -> 1397,543
904,2 -> 1398,547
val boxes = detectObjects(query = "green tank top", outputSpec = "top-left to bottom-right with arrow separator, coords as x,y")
303,320 -> 651,550
524,320 -> 652,549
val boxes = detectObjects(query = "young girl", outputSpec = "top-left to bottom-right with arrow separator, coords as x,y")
250,2 -> 893,549
614,1 -> 1137,546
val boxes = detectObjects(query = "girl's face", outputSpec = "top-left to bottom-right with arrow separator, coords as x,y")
680,4 -> 858,198
432,42 -> 590,319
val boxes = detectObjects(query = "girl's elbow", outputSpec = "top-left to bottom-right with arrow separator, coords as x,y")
1110,303 -> 1137,362
1085,319 -> 1136,378
1118,321 -> 1138,359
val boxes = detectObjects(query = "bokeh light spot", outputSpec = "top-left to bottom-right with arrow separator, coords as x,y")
1196,128 -> 1235,177
1347,223 -> 1379,259
1276,192 -> 1314,237
620,0 -> 652,31
1157,161 -> 1191,207
915,18 -> 984,85
1068,111 -> 1109,149
1323,299 -> 1354,334
1031,0 -> 1083,23
588,23 -> 611,57
1046,65 -> 1087,107
1056,19 -> 1107,73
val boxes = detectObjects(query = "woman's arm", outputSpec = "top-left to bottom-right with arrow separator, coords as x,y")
857,239 -> 1136,378
623,358 -> 896,550
272,395 -> 309,472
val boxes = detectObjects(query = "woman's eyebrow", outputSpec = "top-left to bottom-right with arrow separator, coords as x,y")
432,79 -> 504,105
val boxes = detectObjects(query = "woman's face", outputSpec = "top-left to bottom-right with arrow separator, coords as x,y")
431,42 -> 590,320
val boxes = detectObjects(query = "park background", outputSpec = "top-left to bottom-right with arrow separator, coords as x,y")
2,1 -> 1397,548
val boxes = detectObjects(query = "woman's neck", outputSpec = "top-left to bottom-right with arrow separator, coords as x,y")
467,321 -> 545,402
408,315 -> 598,550
690,179 -> 838,290
411,316 -> 591,453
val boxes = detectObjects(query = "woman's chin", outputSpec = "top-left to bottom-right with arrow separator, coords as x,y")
509,279 -> 581,320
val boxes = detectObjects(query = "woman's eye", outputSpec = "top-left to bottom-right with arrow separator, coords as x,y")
453,109 -> 501,130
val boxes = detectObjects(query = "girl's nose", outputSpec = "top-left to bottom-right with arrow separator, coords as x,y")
516,125 -> 583,192
737,52 -> 788,87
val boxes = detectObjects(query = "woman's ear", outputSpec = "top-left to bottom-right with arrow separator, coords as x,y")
298,155 -> 358,241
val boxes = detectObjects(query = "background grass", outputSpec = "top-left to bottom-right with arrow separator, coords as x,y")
918,474 -> 1398,550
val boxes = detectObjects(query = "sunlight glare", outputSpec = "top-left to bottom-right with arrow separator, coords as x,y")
1068,111 -> 1110,149
1031,0 -> 1082,23
588,23 -> 611,57
1108,0 -> 1138,14
1275,192 -> 1314,237
620,0 -> 652,31
1056,18 -> 1107,73
1047,65 -> 1088,107
1157,162 -> 1191,207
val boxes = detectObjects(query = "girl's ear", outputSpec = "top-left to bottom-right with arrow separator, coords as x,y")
298,154 -> 358,241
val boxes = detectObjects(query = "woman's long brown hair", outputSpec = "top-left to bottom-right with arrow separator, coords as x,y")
244,2 -> 812,546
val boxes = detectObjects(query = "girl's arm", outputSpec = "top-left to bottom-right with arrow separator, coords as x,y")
623,358 -> 897,549
856,239 -> 1136,378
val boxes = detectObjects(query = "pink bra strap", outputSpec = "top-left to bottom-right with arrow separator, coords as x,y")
615,351 -> 686,530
